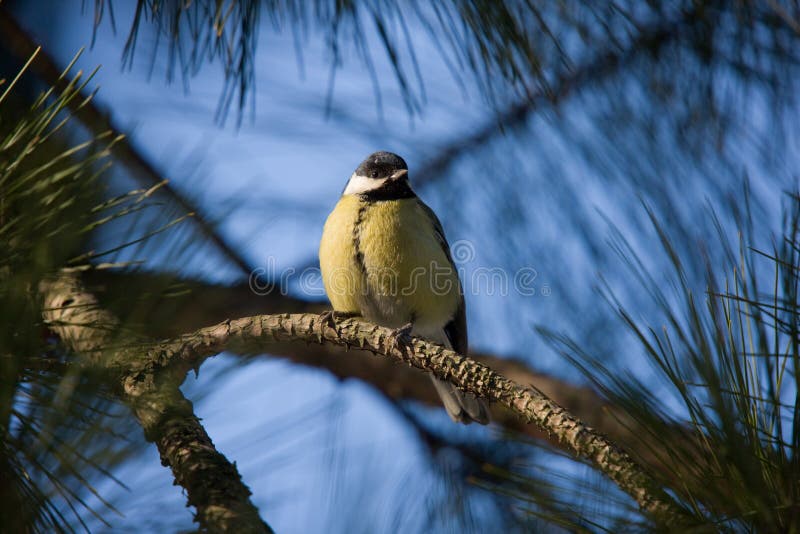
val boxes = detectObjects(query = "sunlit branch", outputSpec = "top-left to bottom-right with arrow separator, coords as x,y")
80,269 -> 702,491
39,273 -> 273,533
139,311 -> 690,524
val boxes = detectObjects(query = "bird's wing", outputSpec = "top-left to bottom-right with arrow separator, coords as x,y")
419,201 -> 489,425
443,297 -> 468,355
418,201 -> 467,355
418,201 -> 454,263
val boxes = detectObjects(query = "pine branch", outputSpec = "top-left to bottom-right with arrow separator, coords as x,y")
124,311 -> 690,525
39,273 -> 273,533
0,8 -> 257,279
127,379 -> 271,533
80,269 -> 700,488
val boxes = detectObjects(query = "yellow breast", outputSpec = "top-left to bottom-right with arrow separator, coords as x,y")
319,195 -> 363,313
319,195 -> 461,327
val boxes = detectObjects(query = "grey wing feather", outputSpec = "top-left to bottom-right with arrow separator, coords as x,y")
418,201 -> 456,264
419,201 -> 489,425
418,201 -> 467,351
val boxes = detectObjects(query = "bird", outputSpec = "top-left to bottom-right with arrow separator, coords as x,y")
319,151 -> 489,424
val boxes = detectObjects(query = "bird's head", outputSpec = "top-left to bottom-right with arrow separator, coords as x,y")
343,151 -> 409,195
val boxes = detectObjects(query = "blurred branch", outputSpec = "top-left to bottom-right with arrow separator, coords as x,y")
39,273 -> 273,533
133,311 -> 689,525
415,5 -> 698,186
0,8 -> 256,278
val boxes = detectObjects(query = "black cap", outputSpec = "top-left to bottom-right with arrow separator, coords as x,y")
355,151 -> 408,179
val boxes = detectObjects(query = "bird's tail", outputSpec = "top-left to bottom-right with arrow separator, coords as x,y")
430,376 -> 490,425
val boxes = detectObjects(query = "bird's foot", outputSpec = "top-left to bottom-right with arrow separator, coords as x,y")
317,310 -> 358,340
387,322 -> 414,353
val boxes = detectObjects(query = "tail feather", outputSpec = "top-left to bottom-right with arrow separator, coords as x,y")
430,376 -> 490,425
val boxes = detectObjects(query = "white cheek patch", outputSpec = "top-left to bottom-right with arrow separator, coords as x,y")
343,173 -> 387,195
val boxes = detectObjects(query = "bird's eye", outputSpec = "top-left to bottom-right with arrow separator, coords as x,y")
370,170 -> 379,178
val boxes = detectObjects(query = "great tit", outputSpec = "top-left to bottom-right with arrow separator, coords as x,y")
319,151 -> 489,424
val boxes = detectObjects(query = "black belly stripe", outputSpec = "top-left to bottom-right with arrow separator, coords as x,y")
351,198 -> 418,326
352,202 -> 370,296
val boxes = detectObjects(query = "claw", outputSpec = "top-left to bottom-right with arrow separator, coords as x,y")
317,310 -> 334,342
317,310 -> 358,341
387,322 -> 414,353
192,361 -> 201,379
318,310 -> 335,328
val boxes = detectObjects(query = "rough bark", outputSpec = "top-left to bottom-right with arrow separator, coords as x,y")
40,273 -> 272,533
40,267 -> 693,524
139,312 -> 690,525
81,269 -> 695,481
129,382 -> 270,533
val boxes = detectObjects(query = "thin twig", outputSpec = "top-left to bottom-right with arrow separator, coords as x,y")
414,7 -> 696,186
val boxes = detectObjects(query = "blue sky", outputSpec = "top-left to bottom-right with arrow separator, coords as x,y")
14,4 -> 532,531
11,2 -> 799,532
